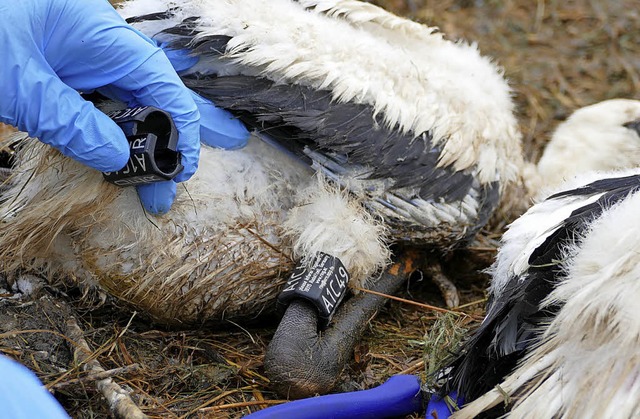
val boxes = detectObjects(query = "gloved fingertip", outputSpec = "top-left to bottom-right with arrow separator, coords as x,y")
66,111 -> 131,173
136,181 -> 177,215
200,124 -> 250,150
191,92 -> 250,150
173,160 -> 198,183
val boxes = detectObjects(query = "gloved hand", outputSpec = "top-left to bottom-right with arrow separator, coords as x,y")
0,0 -> 248,214
157,40 -> 251,150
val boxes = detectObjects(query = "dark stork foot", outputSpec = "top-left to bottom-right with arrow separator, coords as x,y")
263,249 -> 419,399
424,263 -> 460,308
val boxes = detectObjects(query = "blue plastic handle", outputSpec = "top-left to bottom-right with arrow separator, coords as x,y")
425,391 -> 464,419
244,375 -> 422,419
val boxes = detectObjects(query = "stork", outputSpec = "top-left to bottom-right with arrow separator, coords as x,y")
0,0 -> 523,399
433,100 -> 640,418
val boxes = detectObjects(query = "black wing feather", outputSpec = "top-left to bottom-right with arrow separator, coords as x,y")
184,74 -> 476,203
442,174 -> 640,402
125,11 -> 176,24
124,14 -> 500,237
138,18 -> 479,204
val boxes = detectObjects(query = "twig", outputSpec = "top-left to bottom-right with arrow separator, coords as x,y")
354,287 -> 469,317
65,317 -> 148,419
179,387 -> 253,419
107,311 -> 137,357
455,298 -> 488,310
199,399 -> 288,412
369,352 -> 404,370
398,359 -> 425,376
51,364 -> 140,390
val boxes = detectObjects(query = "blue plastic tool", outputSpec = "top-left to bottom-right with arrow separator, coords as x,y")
425,391 -> 464,419
244,375 -> 423,419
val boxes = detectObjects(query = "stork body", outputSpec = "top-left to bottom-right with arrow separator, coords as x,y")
437,101 -> 640,418
444,170 -> 640,418
121,0 -> 523,247
0,0 -> 521,325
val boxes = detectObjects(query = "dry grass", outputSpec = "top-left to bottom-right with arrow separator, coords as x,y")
378,0 -> 640,161
0,124 -> 14,139
1,0 -> 639,417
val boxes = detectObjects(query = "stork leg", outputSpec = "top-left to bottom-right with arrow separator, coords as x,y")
424,263 -> 460,308
264,248 -> 419,398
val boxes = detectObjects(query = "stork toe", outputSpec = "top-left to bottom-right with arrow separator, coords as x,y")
425,263 -> 460,308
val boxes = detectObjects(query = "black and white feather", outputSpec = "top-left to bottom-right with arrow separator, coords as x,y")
119,0 -> 523,246
440,169 -> 640,418
444,170 -> 640,400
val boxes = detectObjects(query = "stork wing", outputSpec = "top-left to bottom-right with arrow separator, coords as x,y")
124,11 -> 501,244
442,173 -> 640,400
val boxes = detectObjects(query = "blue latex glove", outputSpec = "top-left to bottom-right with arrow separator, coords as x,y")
0,356 -> 70,418
0,0 -> 247,214
157,42 -> 250,150
425,391 -> 464,418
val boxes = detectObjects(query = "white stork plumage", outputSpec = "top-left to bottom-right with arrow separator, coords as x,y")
527,99 -> 640,195
435,101 -> 640,418
0,0 -> 522,325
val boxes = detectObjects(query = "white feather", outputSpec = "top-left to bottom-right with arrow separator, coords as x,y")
118,0 -> 523,188
458,182 -> 640,418
283,176 -> 390,287
530,99 -> 640,196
